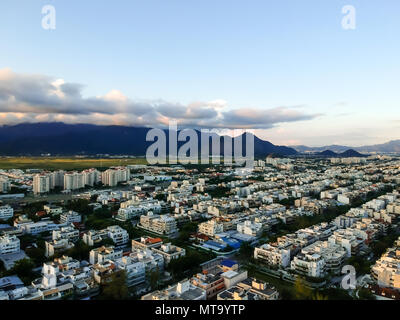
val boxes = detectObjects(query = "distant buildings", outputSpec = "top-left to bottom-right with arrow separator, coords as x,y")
0,177 -> 10,193
101,167 -> 130,187
0,205 -> 13,221
0,234 -> 20,255
33,174 -> 50,195
64,172 -> 85,191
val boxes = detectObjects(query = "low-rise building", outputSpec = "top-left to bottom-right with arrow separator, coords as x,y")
89,246 -> 123,265
0,234 -> 20,254
254,243 -> 291,268
45,239 -> 74,257
141,279 -> 206,300
218,277 -> 279,300
60,211 -> 82,224
139,212 -> 178,236
0,205 -> 13,221
151,243 -> 185,265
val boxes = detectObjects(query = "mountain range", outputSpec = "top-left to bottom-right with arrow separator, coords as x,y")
0,123 -> 297,157
294,140 -> 400,154
0,123 -> 397,157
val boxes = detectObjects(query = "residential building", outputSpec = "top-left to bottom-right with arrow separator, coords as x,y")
0,205 -> 13,221
141,279 -> 206,300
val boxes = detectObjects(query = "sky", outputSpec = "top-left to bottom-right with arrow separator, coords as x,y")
0,0 -> 399,147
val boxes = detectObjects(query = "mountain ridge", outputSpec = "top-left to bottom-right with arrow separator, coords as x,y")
0,122 -> 297,157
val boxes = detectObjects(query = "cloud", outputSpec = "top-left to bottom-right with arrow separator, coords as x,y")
0,68 -> 320,128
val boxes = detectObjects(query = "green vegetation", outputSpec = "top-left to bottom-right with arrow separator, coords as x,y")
0,157 -> 147,170
370,228 -> 400,258
206,186 -> 230,198
345,255 -> 373,275
237,241 -> 253,260
357,288 -> 376,300
166,249 -> 215,281
1,258 -> 38,285
98,271 -> 129,300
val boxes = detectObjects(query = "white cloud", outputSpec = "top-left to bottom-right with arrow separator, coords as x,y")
0,68 -> 319,129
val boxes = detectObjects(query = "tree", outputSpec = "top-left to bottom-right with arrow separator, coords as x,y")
293,276 -> 312,300
99,271 -> 129,300
5,258 -> 36,285
312,292 -> 328,300
65,240 -> 92,261
150,269 -> 160,290
238,241 -> 253,260
358,288 -> 376,300
25,246 -> 46,266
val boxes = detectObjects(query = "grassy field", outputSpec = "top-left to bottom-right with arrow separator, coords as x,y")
0,157 -> 148,170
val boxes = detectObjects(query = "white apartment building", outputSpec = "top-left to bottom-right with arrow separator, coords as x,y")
43,205 -> 63,215
45,239 -> 74,257
83,226 -> 129,247
371,238 -> 400,289
116,206 -> 144,222
328,229 -> 363,257
139,212 -> 178,236
0,177 -> 10,193
151,243 -> 186,264
297,241 -> 347,275
82,169 -> 100,187
254,243 -> 291,268
130,249 -> 164,272
290,252 -> 326,278
49,171 -> 65,189
114,256 -> 146,287
101,167 -> 130,187
106,225 -> 129,247
0,205 -> 13,221
141,279 -> 206,300
198,220 -> 224,237
0,234 -> 20,254
82,230 -> 108,246
89,246 -> 123,264
237,220 -> 263,237
52,224 -> 79,242
64,172 -> 85,191
17,220 -> 58,235
60,210 -> 82,224
33,174 -> 50,194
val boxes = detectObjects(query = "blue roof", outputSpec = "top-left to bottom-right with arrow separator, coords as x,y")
220,237 -> 242,249
220,259 -> 237,268
204,240 -> 226,249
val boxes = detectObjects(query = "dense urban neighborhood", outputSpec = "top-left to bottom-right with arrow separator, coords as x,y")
0,154 -> 400,300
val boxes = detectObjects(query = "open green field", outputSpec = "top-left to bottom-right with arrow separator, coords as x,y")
0,157 -> 148,170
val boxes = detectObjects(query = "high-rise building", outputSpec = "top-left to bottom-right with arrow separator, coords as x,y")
101,167 -> 130,187
33,174 -> 50,195
0,177 -> 10,193
64,172 -> 85,191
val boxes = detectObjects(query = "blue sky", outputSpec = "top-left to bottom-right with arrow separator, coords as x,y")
0,0 -> 399,146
